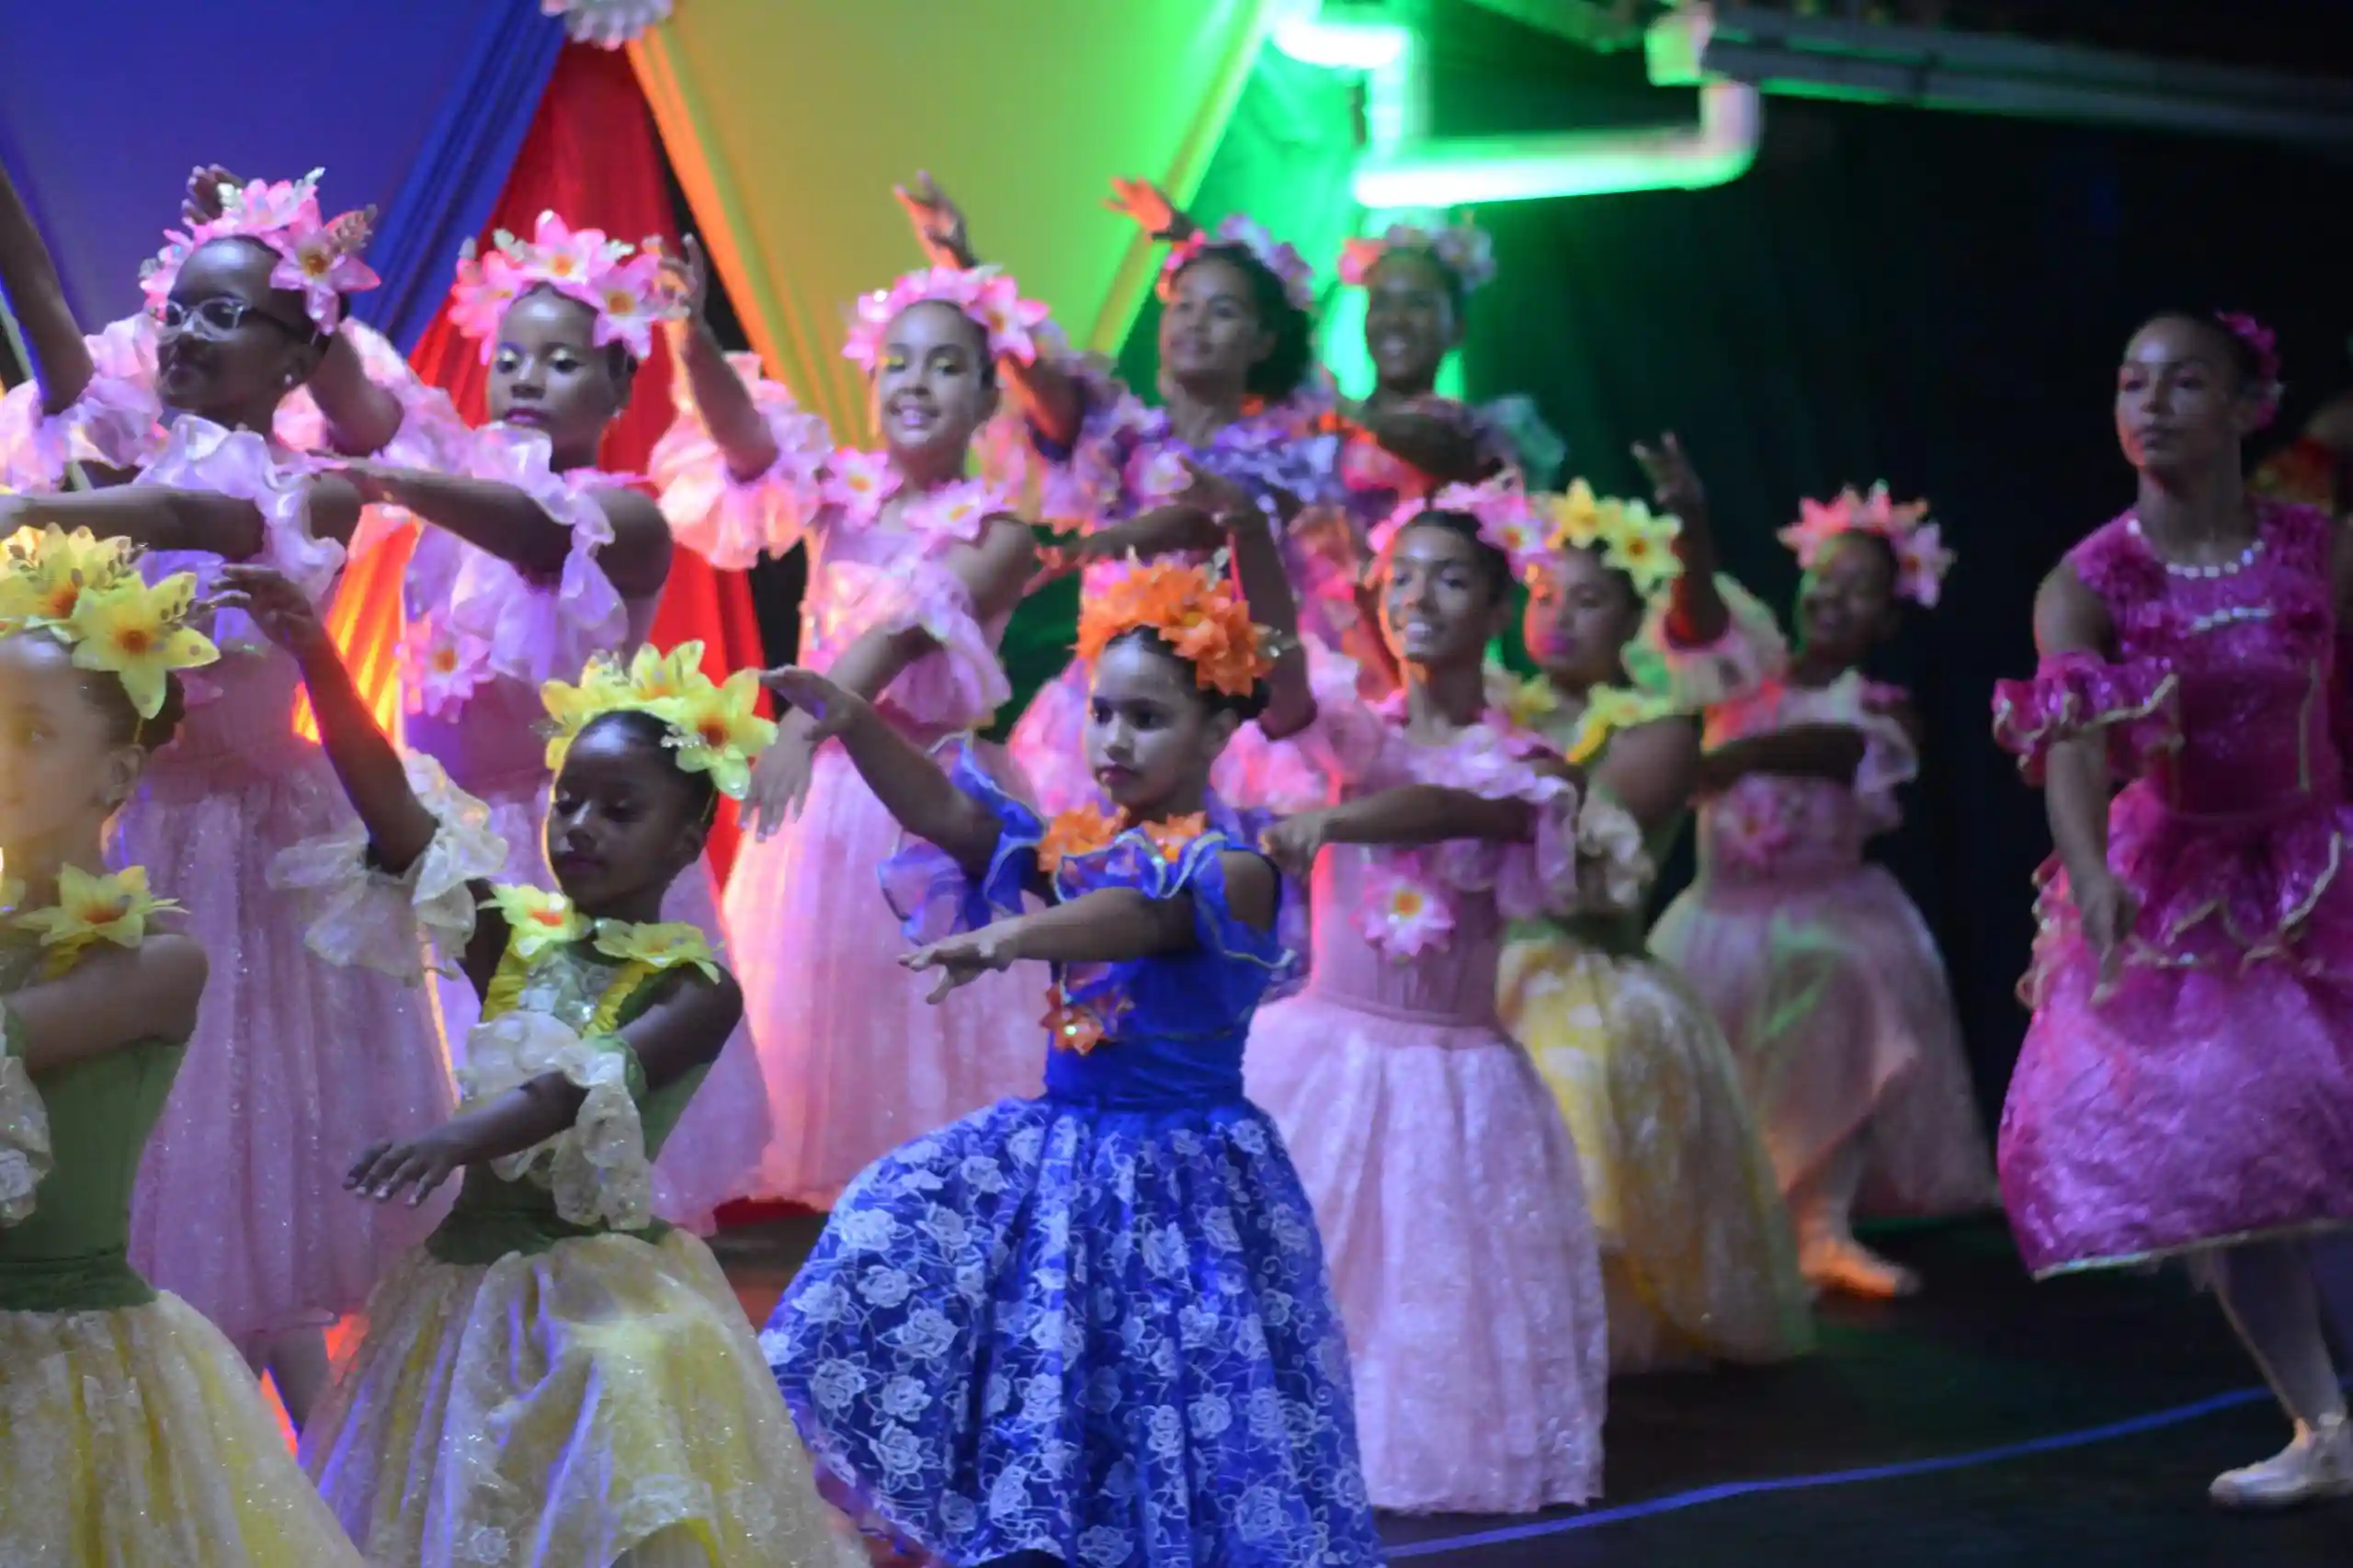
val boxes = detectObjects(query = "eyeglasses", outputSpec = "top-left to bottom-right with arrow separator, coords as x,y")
152,296 -> 307,338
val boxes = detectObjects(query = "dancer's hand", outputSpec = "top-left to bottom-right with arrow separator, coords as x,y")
325,206 -> 378,263
1260,811 -> 1333,879
1180,460 -> 1259,533
892,171 -> 973,269
1632,432 -> 1707,524
347,1127 -> 467,1206
329,459 -> 403,507
183,164 -> 238,225
745,667 -> 865,839
658,233 -> 712,324
1104,176 -> 1185,242
901,926 -> 1017,1004
2072,868 -> 2140,989
756,665 -> 868,743
1027,542 -> 1086,594
215,564 -> 330,657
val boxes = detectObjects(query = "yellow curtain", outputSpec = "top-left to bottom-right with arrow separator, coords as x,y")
631,0 -> 1275,439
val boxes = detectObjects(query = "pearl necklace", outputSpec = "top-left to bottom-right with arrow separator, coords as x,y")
2127,516 -> 2263,579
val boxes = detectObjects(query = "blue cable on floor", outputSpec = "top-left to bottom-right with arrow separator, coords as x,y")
1389,1383 -> 2275,1557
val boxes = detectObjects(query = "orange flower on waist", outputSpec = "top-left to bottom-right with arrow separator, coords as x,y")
1042,983 -> 1108,1055
1074,559 -> 1274,699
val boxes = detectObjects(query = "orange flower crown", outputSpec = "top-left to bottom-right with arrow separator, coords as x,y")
1074,558 -> 1275,700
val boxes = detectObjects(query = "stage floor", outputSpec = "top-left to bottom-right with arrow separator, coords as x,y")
715,1215 -> 2352,1566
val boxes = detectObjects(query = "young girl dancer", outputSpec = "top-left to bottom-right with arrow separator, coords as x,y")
1994,312 -> 2353,1508
1649,476 -> 1994,1299
893,173 -> 1351,777
653,259 -> 1042,1205
0,529 -> 365,1565
1244,477 -> 1617,1515
759,554 -> 1384,1568
0,163 -> 458,1423
1331,216 -> 1564,503
1498,447 -> 1812,1371
224,562 -> 858,1566
264,207 -> 770,1230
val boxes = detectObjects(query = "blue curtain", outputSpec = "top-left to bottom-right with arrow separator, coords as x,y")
0,1 -> 561,336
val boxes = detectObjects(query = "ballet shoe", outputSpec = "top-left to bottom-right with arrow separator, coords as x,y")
2210,1415 -> 2353,1511
1800,1233 -> 1921,1300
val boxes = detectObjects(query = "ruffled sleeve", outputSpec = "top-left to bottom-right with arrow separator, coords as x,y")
0,316 -> 165,490
0,1010 -> 53,1229
1057,827 -> 1302,1022
877,740 -> 1043,943
134,418 -> 342,651
460,1012 -> 652,1231
1402,722 -> 1585,923
650,351 -> 831,569
804,557 -> 1011,732
439,424 -> 631,686
1625,574 -> 1789,710
275,319 -> 469,473
1571,787 -> 1654,915
1033,355 -> 1149,530
267,754 -> 509,983
1992,650 -> 2180,786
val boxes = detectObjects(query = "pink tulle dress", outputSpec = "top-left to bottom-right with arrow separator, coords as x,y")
0,363 -> 465,1342
1648,667 -> 1995,1219
1006,364 -> 1362,814
653,358 -> 1043,1207
1243,690 -> 1610,1515
1992,502 -> 2353,1274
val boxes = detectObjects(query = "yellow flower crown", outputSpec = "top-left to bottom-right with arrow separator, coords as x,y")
0,527 -> 221,720
1536,481 -> 1685,600
540,642 -> 777,801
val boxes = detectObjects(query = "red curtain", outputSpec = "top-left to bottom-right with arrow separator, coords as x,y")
315,41 -> 767,881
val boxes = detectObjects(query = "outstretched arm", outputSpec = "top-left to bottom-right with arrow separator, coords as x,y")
893,172 -> 1084,449
0,157 -> 93,415
1262,783 -> 1542,878
1351,403 -> 1488,488
1693,724 -> 1867,794
7,935 -> 208,1074
0,485 -> 271,556
1633,433 -> 1730,647
347,963 -> 744,1207
659,234 -> 784,483
340,463 -> 672,600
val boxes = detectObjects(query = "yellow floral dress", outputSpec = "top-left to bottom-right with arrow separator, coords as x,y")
0,871 -> 367,1567
297,899 -> 859,1568
1494,675 -> 1814,1370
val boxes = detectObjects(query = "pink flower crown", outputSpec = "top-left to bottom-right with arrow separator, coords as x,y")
843,265 -> 1051,371
141,169 -> 378,334
2215,312 -> 2284,429
1778,483 -> 1954,608
446,211 -> 688,365
1159,215 -> 1317,314
1337,218 -> 1496,296
1372,473 -> 1550,583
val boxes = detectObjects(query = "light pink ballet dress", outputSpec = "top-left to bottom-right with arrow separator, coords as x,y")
1243,690 -> 1610,1515
653,358 -> 1043,1207
0,359 -> 468,1342
1649,667 -> 1995,1218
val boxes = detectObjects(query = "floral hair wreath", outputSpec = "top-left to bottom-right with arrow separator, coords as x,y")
540,642 -> 778,801
1372,473 -> 1551,585
1337,217 -> 1496,297
448,210 -> 688,365
1777,483 -> 1954,608
0,526 -> 220,720
1537,480 -> 1685,599
2214,312 -> 2284,429
844,264 -> 1051,371
1159,215 -> 1318,314
141,168 -> 379,334
1075,558 -> 1276,700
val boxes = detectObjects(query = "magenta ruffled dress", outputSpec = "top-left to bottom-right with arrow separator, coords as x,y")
1006,363 -> 1365,814
653,361 -> 1044,1207
1992,502 -> 2353,1274
1243,692 -> 1610,1515
1648,668 -> 1995,1219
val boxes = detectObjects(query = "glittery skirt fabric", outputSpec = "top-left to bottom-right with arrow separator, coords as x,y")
1499,936 -> 1813,1371
2000,786 -> 2353,1274
434,780 -> 770,1232
0,1293 -> 366,1565
721,744 -> 1044,1207
1649,864 -> 1995,1217
120,746 -> 455,1339
1244,991 -> 1608,1515
761,1093 -> 1384,1568
301,1228 -> 859,1568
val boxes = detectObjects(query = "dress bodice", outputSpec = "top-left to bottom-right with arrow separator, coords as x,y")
1693,670 -> 1915,885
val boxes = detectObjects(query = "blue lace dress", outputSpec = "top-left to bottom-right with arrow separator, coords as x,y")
761,748 -> 1383,1568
